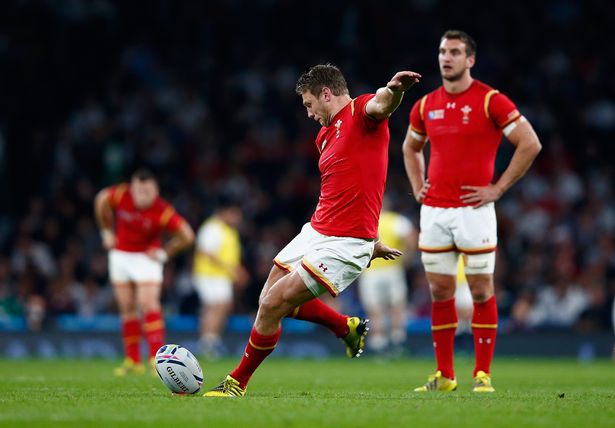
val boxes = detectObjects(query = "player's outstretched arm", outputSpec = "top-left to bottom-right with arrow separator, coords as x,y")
366,71 -> 421,120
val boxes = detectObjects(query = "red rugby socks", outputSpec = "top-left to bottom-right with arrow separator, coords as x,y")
472,296 -> 498,376
231,327 -> 282,388
143,311 -> 165,359
121,318 -> 141,363
431,298 -> 457,380
291,299 -> 349,337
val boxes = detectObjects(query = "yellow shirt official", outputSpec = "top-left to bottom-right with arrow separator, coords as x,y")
369,210 -> 413,270
193,217 -> 241,280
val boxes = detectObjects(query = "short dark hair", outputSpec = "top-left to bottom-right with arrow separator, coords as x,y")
131,168 -> 157,182
441,30 -> 477,57
295,64 -> 349,96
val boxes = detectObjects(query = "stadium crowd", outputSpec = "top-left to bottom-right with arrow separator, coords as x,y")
1,0 -> 613,334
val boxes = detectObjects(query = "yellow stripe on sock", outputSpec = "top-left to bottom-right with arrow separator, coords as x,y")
248,339 -> 277,351
431,323 -> 458,331
143,320 -> 165,332
471,323 -> 498,329
124,336 -> 141,344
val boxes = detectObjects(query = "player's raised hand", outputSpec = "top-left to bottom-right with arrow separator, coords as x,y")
387,71 -> 422,93
368,241 -> 403,268
460,183 -> 504,208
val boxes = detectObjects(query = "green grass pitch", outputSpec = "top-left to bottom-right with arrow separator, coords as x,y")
0,357 -> 614,427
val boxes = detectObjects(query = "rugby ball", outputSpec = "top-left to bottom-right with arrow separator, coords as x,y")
155,344 -> 204,394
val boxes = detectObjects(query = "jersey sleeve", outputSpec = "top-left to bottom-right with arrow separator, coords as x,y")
160,205 -> 184,232
353,93 -> 381,129
409,97 -> 426,136
487,92 -> 521,129
107,183 -> 128,208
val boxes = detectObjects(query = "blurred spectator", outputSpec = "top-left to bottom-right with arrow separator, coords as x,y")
11,232 -> 56,279
71,276 -> 114,317
511,274 -> 590,329
0,257 -> 22,318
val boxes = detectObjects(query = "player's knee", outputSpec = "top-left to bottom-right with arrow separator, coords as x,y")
470,288 -> 493,302
258,288 -> 267,306
137,294 -> 158,312
430,282 -> 455,301
464,252 -> 496,275
421,251 -> 457,275
116,297 -> 136,313
119,305 -> 138,319
258,293 -> 284,318
469,276 -> 494,301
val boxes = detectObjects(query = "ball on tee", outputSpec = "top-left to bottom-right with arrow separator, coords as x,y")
154,344 -> 204,394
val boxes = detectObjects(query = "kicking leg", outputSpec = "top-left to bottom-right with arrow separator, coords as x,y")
205,270 -> 314,397
267,264 -> 351,339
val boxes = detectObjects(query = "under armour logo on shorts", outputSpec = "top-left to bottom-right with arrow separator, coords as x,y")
318,263 -> 328,272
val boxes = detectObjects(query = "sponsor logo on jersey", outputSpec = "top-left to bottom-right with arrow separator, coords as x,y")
428,109 -> 444,120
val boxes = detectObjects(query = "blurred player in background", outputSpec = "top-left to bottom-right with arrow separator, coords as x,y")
193,197 -> 249,359
205,64 -> 421,397
94,169 -> 195,375
403,30 -> 541,392
358,198 -> 417,355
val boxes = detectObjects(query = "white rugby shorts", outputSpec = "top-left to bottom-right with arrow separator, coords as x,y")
193,276 -> 233,305
358,265 -> 407,311
419,203 -> 497,254
273,223 -> 375,297
108,249 -> 163,283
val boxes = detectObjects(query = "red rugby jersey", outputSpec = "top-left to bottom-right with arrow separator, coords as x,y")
107,184 -> 184,252
409,80 -> 520,208
310,94 -> 389,239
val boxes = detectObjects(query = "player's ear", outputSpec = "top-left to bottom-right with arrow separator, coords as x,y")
321,86 -> 332,102
466,55 -> 476,69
